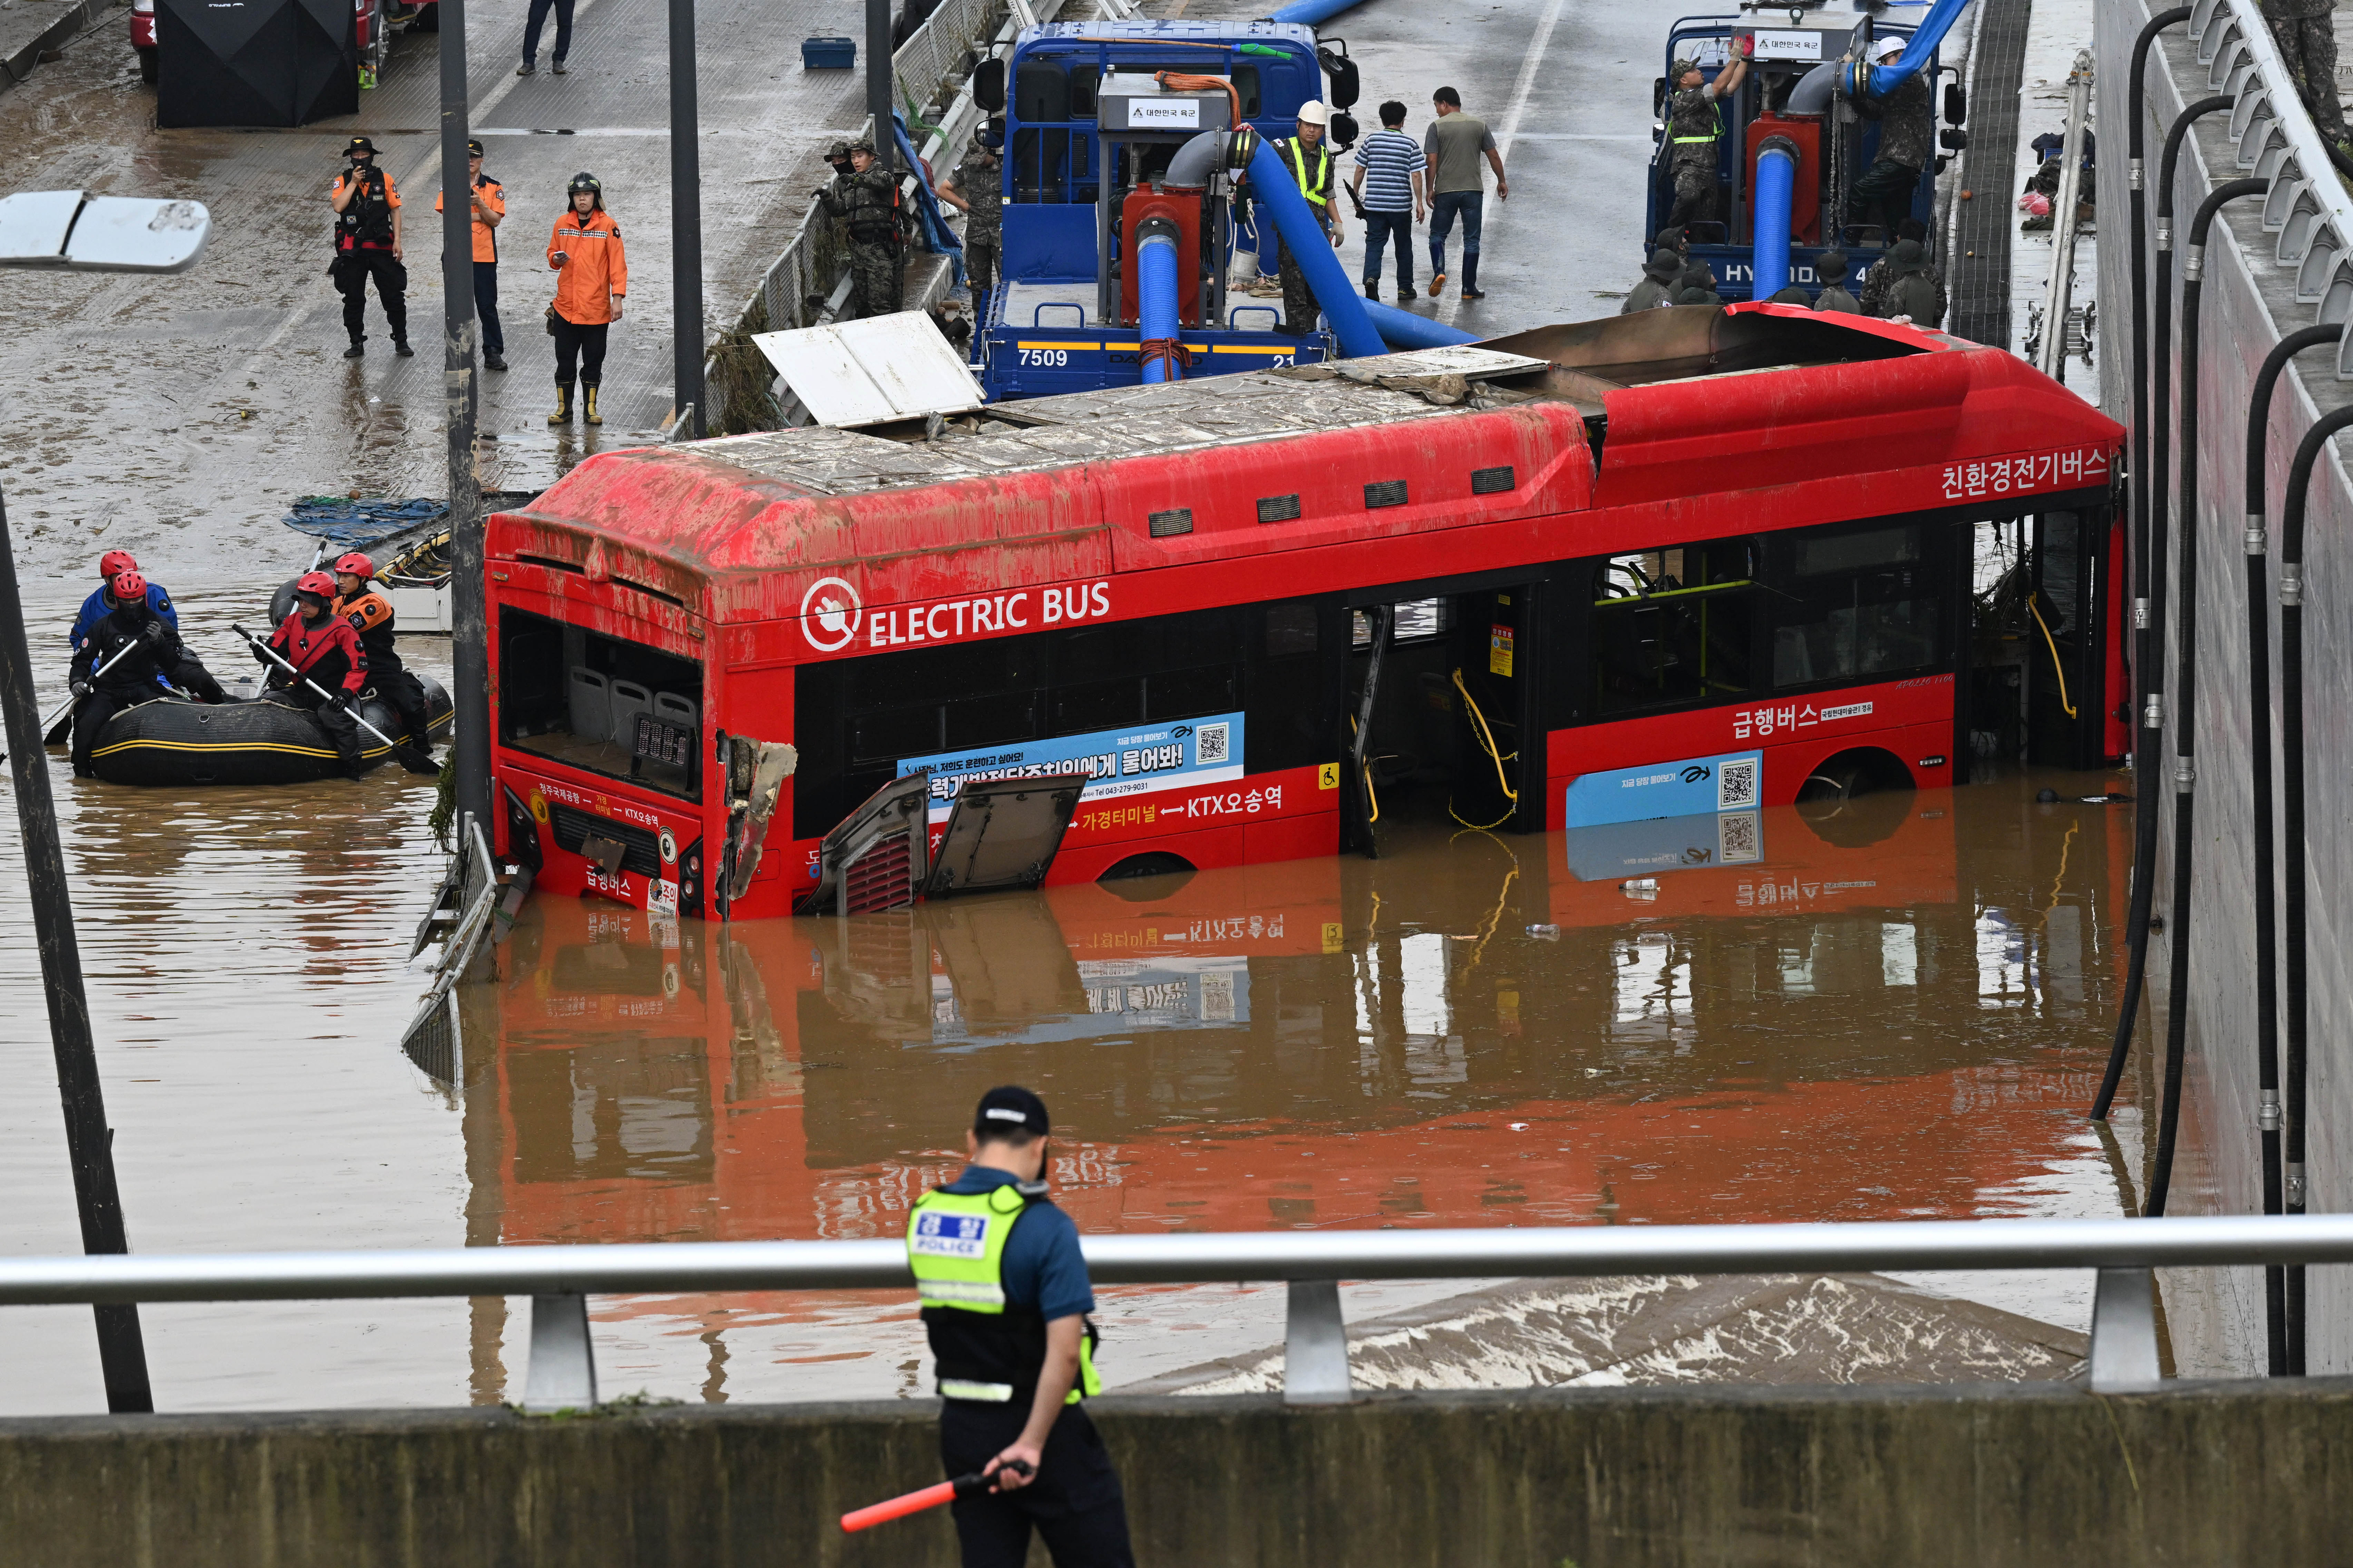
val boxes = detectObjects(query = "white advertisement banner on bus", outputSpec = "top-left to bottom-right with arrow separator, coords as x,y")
899,711 -> 1247,822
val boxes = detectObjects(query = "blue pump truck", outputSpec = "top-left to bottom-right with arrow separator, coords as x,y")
966,18 -> 1371,400
1647,2 -> 1975,306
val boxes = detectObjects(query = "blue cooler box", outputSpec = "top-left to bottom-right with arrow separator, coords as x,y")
802,36 -> 855,69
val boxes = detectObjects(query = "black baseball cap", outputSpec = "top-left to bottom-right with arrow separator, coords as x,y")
466,138 -> 485,156
974,1086 -> 1049,1139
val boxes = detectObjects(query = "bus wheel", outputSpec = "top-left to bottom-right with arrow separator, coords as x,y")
1794,749 -> 1915,848
1097,851 -> 1196,898
1797,748 -> 1910,803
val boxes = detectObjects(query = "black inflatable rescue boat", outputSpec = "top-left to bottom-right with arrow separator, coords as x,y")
86,679 -> 454,786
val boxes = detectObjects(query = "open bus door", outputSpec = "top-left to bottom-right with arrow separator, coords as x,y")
1345,582 -> 1548,856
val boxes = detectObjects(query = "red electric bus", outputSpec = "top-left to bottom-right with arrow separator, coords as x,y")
484,305 -> 2124,920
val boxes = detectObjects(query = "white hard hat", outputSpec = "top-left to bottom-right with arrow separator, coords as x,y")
1873,35 -> 1907,59
1297,99 -> 1330,126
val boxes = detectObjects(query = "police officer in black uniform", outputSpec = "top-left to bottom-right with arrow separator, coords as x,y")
329,135 -> 411,359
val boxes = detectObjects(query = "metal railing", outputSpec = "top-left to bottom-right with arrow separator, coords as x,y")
2185,0 -> 2353,378
9,1215 -> 2353,1410
702,0 -> 1069,432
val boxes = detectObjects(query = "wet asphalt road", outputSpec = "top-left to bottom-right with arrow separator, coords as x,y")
0,0 -> 881,589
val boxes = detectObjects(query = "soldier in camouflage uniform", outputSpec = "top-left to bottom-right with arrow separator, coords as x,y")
1848,35 -> 1936,240
817,136 -> 904,320
1661,41 -> 1750,233
1858,219 -> 1947,320
938,117 -> 1005,311
2264,0 -> 2351,154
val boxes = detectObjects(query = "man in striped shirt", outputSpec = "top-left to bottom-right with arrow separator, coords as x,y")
1350,101 -> 1425,302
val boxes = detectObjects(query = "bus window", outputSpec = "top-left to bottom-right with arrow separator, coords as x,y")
846,638 -> 1045,764
795,600 -> 1323,840
1590,540 -> 1757,714
1359,599 -> 1452,645
1770,522 -> 1944,688
1049,613 -> 1243,731
499,607 -> 703,799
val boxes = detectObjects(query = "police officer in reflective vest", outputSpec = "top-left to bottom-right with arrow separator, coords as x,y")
1661,40 -> 1750,235
906,1086 -> 1135,1567
1269,99 -> 1344,336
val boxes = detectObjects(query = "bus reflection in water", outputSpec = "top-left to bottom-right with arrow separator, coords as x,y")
483,308 -> 2126,919
465,782 -> 2124,1393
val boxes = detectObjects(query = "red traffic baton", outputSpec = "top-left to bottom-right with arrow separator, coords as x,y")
840,1460 -> 1032,1533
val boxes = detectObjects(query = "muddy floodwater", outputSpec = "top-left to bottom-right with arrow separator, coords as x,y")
1,585 -> 2147,1411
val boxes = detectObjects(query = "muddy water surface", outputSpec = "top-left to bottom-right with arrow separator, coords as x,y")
1,598 -> 2144,1410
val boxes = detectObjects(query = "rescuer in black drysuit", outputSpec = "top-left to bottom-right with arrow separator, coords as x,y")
68,569 -> 226,777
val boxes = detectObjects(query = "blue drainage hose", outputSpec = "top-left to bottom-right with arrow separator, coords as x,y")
1751,140 -> 1797,298
1242,136 -> 1387,359
1265,0 -> 1362,25
1138,231 -> 1182,383
1362,299 -> 1475,351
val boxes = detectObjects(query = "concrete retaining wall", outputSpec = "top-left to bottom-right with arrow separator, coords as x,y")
6,1384 -> 2353,1566
2094,0 -> 2353,1377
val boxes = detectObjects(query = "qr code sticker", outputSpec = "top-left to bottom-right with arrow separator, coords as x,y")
1200,970 -> 1237,1021
1718,811 -> 1761,864
1718,756 -> 1758,810
1195,722 -> 1229,765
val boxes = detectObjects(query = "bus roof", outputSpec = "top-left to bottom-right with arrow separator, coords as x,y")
489,309 -> 2121,624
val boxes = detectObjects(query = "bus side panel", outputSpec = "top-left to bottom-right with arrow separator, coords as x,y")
715,665 -> 796,919
1542,673 -> 1959,830
1765,719 -> 1957,802
1244,808 -> 1341,866
1047,823 -> 1247,885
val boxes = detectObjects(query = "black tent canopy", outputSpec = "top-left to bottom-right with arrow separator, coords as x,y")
156,0 -> 357,128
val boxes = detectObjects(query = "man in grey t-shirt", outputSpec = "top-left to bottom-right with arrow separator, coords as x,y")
1422,85 -> 1508,300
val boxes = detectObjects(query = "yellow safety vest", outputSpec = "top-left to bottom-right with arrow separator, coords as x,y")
908,1183 -> 1103,1404
1277,138 -> 1333,204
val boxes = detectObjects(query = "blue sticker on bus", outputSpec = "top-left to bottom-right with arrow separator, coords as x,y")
899,711 -> 1246,821
1561,749 -> 1763,829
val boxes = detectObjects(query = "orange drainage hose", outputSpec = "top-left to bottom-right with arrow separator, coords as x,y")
1154,70 -> 1241,133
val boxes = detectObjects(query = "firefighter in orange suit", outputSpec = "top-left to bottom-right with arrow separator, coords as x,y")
546,171 -> 627,426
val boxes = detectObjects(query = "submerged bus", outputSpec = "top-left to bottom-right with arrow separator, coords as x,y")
483,305 -> 2124,920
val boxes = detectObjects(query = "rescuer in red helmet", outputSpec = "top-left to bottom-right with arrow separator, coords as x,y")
259,571 -> 372,776
66,570 -> 226,777
329,551 -> 435,759
67,548 -> 178,666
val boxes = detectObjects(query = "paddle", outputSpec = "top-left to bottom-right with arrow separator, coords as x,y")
36,638 -> 149,748
231,621 -> 440,776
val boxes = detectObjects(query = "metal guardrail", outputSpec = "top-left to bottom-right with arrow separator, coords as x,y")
11,1216 -> 2353,1409
702,0 -> 1068,432
2185,0 -> 2353,379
